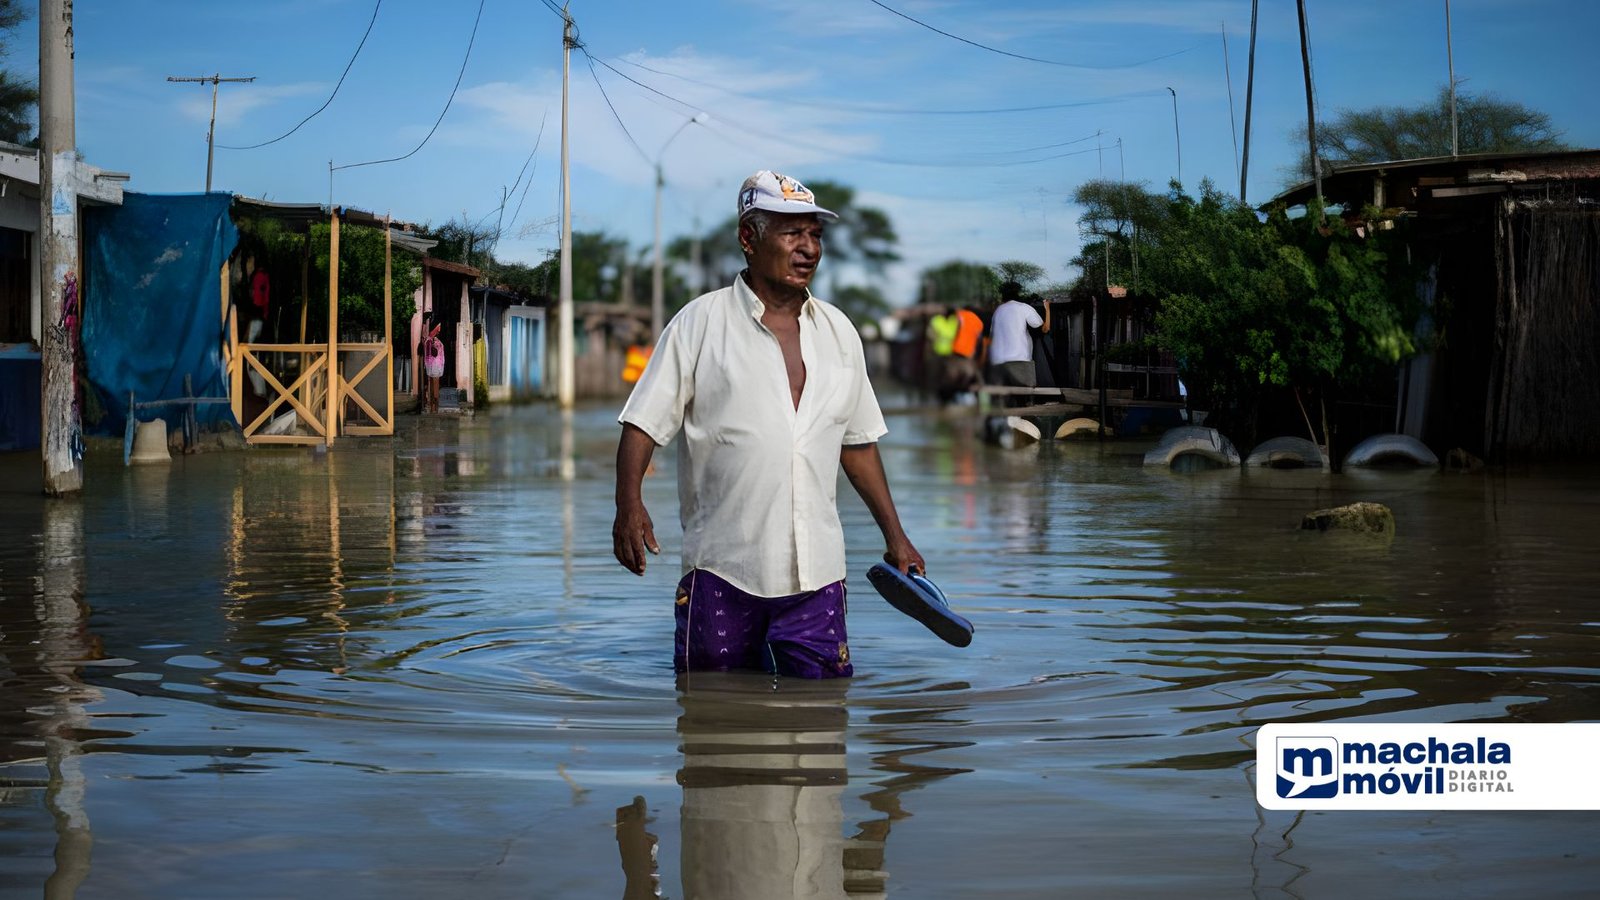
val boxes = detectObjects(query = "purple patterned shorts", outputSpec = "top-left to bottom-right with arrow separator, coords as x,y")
673,569 -> 853,679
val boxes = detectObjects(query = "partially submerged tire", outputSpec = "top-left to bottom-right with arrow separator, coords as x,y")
1343,433 -> 1439,469
1245,436 -> 1329,470
1143,426 -> 1240,468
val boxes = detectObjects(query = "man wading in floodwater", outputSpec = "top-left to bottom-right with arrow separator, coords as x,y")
612,170 -> 924,678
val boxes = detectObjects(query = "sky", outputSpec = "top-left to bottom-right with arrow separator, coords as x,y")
8,0 -> 1599,305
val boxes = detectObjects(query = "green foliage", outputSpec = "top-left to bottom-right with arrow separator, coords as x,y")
1135,182 -> 1422,435
919,260 -> 1000,308
528,231 -> 634,303
994,260 -> 1047,289
1069,179 -> 1171,297
0,0 -> 35,144
420,215 -> 499,271
310,222 -> 421,337
1293,87 -> 1568,179
830,283 -> 891,324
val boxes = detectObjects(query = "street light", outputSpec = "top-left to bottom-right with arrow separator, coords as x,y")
1166,86 -> 1182,187
652,112 -> 708,341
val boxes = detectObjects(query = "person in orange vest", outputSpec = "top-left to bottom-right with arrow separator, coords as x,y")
622,345 -> 652,384
941,305 -> 985,401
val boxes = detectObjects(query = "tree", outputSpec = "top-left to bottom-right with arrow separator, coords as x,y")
1137,182 -> 1422,446
311,222 -> 422,338
1068,179 -> 1169,298
422,215 -> 500,271
1294,87 -> 1567,178
0,0 -> 35,144
831,284 -> 891,324
527,230 -> 634,304
994,260 -> 1047,290
919,260 -> 999,308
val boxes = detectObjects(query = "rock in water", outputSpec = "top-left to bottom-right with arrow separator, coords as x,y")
1301,502 -> 1395,536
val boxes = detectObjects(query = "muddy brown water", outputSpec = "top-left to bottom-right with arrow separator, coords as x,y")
2,403 -> 1598,898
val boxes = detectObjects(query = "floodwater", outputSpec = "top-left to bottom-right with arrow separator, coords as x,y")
2,401 -> 1598,899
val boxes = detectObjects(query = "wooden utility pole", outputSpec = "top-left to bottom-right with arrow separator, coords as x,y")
39,0 -> 81,495
1297,0 -> 1323,216
557,5 -> 575,409
166,74 -> 255,192
1241,0 -> 1259,204
1446,0 -> 1459,157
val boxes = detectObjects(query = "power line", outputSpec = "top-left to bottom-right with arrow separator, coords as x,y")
864,0 -> 1201,70
219,0 -> 382,150
587,51 -> 1129,170
508,110 -> 549,233
578,47 -> 652,166
607,54 -> 1162,116
333,0 -> 485,172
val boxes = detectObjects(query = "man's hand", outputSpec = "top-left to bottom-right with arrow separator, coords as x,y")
614,423 -> 662,575
884,538 -> 926,576
613,500 -> 660,575
841,443 -> 924,577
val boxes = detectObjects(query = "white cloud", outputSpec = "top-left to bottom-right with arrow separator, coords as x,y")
174,81 -> 331,127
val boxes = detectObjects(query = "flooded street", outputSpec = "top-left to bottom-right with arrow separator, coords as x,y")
3,401 -> 1599,898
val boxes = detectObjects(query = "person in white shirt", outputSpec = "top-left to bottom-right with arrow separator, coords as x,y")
612,170 -> 924,679
984,280 -> 1051,406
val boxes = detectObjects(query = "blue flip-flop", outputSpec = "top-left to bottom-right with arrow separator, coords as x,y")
866,561 -> 974,648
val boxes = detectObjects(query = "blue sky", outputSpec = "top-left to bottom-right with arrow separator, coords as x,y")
11,0 -> 1599,304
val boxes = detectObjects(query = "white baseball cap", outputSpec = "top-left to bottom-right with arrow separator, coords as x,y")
736,170 -> 838,221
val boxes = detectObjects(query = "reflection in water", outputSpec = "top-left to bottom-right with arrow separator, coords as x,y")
0,499 -> 98,897
39,501 -> 94,900
630,674 -> 974,900
673,674 -> 852,900
1,406 -> 1598,896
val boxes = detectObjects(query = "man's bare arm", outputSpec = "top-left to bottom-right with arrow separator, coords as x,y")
613,423 -> 661,575
840,443 -> 925,574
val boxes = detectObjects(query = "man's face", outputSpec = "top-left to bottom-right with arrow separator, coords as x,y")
745,213 -> 825,291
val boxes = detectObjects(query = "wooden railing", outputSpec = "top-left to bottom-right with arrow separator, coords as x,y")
232,340 -> 332,445
336,342 -> 393,436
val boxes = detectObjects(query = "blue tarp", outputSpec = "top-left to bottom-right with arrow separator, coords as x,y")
82,192 -> 239,435
0,353 -> 41,451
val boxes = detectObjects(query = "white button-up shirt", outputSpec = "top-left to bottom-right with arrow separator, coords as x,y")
987,299 -> 1044,364
619,275 -> 887,597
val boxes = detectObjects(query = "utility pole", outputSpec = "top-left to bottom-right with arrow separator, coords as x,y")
39,0 -> 81,495
1446,0 -> 1459,157
1222,21 -> 1241,188
1297,0 -> 1323,217
166,74 -> 255,192
557,5 -> 576,409
1241,0 -> 1259,204
1165,87 -> 1182,187
652,113 -> 704,342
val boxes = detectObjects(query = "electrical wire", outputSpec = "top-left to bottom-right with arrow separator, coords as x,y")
220,0 -> 383,150
865,0 -> 1202,70
332,0 -> 486,172
604,54 -> 1161,116
578,47 -> 652,166
507,111 -> 548,233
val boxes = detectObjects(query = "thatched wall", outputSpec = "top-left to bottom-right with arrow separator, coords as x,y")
1487,199 -> 1600,459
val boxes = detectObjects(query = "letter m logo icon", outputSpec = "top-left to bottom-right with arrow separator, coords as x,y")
1276,737 -> 1338,799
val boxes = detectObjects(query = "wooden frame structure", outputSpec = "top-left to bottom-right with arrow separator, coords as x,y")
222,207 -> 404,447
